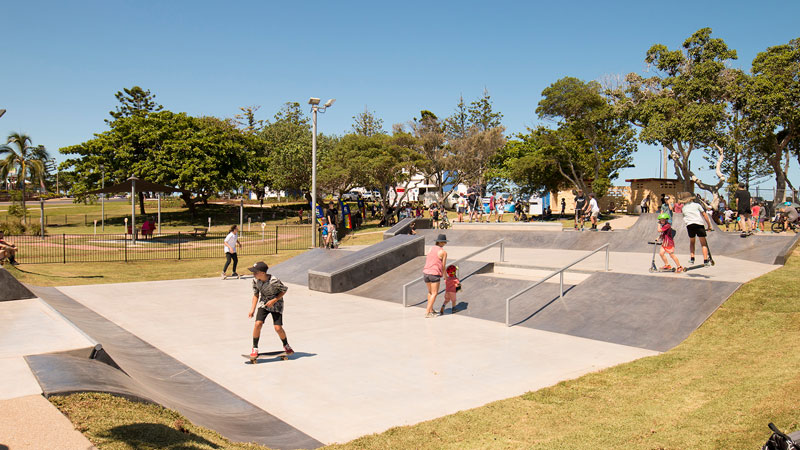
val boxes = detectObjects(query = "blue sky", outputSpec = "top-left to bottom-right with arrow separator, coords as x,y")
2,0 -> 798,192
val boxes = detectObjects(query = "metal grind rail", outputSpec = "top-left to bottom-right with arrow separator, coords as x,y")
402,238 -> 505,307
504,243 -> 610,326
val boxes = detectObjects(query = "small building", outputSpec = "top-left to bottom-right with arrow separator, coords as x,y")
626,178 -> 691,213
549,186 -> 632,214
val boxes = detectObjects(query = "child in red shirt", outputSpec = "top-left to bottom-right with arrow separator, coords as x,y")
657,212 -> 683,272
440,264 -> 460,315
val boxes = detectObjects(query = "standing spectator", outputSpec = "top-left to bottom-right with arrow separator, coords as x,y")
560,197 -> 566,218
641,196 -> 650,214
587,193 -> 600,230
574,190 -> 587,230
430,202 -> 440,229
750,201 -> 761,233
422,234 -> 448,318
487,191 -> 497,223
222,225 -> 242,279
370,202 -> 377,218
758,201 -> 767,232
496,195 -> 506,223
457,194 -> 467,222
467,185 -> 479,222
357,194 -> 366,221
734,182 -> 752,236
325,203 -> 338,228
660,195 -> 673,223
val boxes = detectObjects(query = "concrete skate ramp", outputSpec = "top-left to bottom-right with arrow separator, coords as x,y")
519,272 -> 740,352
419,214 -> 798,265
348,256 -> 494,303
269,248 -> 351,286
0,269 -> 35,301
28,286 -> 322,450
309,235 -> 424,293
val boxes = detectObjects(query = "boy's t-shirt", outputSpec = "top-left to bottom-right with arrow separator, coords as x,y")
660,223 -> 675,248
589,198 -> 599,213
575,195 -> 587,211
682,202 -> 706,226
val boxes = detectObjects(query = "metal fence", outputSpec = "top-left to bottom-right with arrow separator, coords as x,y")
5,226 -> 313,264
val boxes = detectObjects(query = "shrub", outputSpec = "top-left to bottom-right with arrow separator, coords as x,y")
7,204 -> 26,218
0,220 -> 44,236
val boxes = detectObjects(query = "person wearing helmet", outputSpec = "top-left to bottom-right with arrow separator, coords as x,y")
439,264 -> 461,315
678,192 -> 713,266
657,212 -> 683,272
781,201 -> 799,231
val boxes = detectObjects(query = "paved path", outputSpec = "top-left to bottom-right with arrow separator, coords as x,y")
0,395 -> 96,450
59,278 -> 657,444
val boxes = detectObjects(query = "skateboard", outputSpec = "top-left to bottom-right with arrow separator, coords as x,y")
222,274 -> 241,280
242,350 -> 289,364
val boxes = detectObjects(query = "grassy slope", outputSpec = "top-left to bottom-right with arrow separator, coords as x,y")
43,249 -> 800,449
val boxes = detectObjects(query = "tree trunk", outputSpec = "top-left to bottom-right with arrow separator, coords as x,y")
20,176 -> 27,225
138,191 -> 146,215
181,192 -> 196,216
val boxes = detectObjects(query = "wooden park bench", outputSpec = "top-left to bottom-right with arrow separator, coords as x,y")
192,227 -> 208,238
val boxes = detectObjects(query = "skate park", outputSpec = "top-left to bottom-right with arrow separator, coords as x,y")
1,213 -> 798,449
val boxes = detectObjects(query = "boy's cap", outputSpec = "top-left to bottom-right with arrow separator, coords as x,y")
248,261 -> 269,273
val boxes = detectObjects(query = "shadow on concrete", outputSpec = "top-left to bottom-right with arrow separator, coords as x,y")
104,423 -> 220,449
245,352 -> 317,365
512,285 -> 577,327
12,267 -> 103,279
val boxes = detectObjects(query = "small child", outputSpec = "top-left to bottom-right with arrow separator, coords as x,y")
440,264 -> 460,315
657,212 -> 683,272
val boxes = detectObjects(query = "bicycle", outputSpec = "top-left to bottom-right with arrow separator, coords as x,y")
770,213 -> 800,233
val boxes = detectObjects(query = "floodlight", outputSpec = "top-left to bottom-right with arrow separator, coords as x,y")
324,98 -> 336,108
308,97 -> 320,105
0,109 -> 6,118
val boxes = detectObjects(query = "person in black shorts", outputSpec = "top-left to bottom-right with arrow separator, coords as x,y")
678,192 -> 713,266
734,182 -> 752,236
247,261 -> 294,361
574,190 -> 587,230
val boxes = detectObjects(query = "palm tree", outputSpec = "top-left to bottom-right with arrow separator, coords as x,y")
0,132 -> 51,223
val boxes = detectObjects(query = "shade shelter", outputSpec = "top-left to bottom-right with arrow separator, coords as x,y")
87,176 -> 186,244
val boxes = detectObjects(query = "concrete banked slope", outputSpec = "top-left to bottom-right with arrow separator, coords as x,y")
0,269 -> 36,301
416,213 -> 799,265
26,286 -> 322,450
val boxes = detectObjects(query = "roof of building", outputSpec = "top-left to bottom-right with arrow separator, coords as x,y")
625,178 -> 680,183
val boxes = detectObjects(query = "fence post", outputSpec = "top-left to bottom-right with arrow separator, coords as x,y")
62,234 -> 66,264
124,232 -> 128,262
84,214 -> 87,226
275,226 -> 279,254
178,231 -> 181,260
605,245 -> 610,271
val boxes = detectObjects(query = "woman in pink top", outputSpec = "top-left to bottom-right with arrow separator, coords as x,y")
422,234 -> 448,318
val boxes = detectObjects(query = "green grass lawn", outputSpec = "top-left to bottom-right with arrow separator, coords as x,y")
42,248 -> 800,449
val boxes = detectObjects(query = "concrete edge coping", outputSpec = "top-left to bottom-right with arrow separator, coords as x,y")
308,235 -> 425,277
382,217 -> 417,239
775,233 -> 800,265
36,297 -> 99,348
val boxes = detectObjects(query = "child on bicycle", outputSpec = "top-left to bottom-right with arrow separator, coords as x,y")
657,212 -> 683,272
439,264 -> 460,315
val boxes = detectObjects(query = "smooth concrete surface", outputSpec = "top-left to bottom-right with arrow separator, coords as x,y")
0,394 -> 96,450
269,248 -> 353,286
308,234 -> 425,293
29,286 -> 322,450
58,278 -> 658,444
0,298 -> 95,360
0,268 -> 36,301
0,356 -> 42,400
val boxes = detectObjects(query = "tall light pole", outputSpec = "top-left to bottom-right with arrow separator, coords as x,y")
100,165 -> 105,231
309,97 -> 335,248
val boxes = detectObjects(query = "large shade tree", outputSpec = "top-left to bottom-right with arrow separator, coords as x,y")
0,132 -> 51,221
617,28 -> 741,207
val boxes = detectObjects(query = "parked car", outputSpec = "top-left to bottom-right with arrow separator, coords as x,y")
341,191 -> 360,201
363,191 -> 381,201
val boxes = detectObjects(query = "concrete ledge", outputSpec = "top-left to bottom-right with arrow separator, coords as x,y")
451,221 -> 563,231
383,217 -> 417,239
774,233 -> 800,265
309,235 -> 425,293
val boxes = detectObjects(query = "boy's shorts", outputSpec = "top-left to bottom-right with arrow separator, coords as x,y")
591,210 -> 599,218
256,308 -> 283,326
661,244 -> 675,254
686,223 -> 707,238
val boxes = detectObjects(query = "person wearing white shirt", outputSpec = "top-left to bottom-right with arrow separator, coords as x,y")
587,193 -> 600,230
222,225 -> 242,279
678,192 -> 713,266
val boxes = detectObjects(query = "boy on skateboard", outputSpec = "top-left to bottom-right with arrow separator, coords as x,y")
439,264 -> 461,315
657,212 -> 683,272
247,261 -> 294,362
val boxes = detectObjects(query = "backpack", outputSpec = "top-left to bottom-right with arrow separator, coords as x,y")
762,423 -> 800,450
